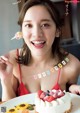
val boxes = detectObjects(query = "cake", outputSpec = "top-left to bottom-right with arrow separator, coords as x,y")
35,89 -> 72,113
6,90 -> 72,113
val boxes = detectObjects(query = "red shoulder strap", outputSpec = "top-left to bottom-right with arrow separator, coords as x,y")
16,49 -> 22,83
57,68 -> 61,84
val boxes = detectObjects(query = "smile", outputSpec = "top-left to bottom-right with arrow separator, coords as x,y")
31,41 -> 46,49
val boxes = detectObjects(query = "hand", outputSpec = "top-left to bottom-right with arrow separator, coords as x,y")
69,84 -> 80,95
0,56 -> 13,83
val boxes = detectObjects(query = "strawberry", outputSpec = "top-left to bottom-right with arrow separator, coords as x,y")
38,90 -> 43,97
44,96 -> 55,102
43,96 -> 48,101
58,92 -> 64,98
49,91 -> 54,96
40,92 -> 46,99
52,93 -> 58,99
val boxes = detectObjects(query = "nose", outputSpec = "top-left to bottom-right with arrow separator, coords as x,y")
32,25 -> 43,38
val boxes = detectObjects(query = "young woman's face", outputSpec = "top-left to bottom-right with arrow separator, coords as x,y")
22,5 -> 59,57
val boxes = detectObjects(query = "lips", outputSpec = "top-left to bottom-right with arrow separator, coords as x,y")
31,40 -> 46,48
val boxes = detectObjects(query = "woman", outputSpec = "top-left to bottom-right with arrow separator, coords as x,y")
0,0 -> 80,101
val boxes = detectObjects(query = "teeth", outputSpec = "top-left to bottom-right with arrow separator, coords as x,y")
32,41 -> 45,44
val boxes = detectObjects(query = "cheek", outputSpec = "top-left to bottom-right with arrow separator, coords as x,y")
22,33 -> 29,44
22,30 -> 31,41
22,25 -> 30,38
46,32 -> 56,46
48,32 -> 56,42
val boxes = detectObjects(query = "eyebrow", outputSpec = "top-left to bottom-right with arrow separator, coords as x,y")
41,19 -> 51,22
23,19 -> 51,23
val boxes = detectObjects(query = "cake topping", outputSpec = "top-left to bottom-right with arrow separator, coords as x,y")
38,89 -> 65,102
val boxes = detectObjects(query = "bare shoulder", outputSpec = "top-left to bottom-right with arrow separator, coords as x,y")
62,53 -> 80,83
68,53 -> 80,71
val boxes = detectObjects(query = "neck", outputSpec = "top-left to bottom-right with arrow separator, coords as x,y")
30,51 -> 55,67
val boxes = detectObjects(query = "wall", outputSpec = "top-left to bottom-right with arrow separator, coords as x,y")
77,3 -> 80,41
0,0 -> 23,56
0,0 -> 23,99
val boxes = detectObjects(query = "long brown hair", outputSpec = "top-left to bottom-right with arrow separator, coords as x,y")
17,0 -> 65,65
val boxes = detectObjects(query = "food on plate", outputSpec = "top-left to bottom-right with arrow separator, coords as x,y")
6,103 -> 37,113
35,89 -> 72,113
6,108 -> 17,113
5,89 -> 72,113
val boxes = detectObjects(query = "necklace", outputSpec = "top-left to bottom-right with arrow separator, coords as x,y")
33,57 -> 69,79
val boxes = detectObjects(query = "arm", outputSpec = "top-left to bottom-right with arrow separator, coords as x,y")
62,54 -> 80,93
67,54 -> 80,94
0,56 -> 17,101
69,84 -> 80,94
1,79 -> 16,101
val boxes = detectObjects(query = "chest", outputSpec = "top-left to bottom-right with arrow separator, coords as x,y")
20,66 -> 67,92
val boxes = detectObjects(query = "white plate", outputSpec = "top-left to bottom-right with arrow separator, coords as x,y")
70,93 -> 80,113
0,93 -> 80,113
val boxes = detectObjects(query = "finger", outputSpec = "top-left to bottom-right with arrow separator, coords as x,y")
0,56 -> 12,71
0,63 -> 6,70
0,56 -> 10,65
1,56 -> 8,61
0,57 -> 6,63
0,57 -> 4,61
0,57 -> 8,66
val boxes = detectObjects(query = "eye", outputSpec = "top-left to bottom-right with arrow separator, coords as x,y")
24,24 -> 32,28
41,23 -> 50,28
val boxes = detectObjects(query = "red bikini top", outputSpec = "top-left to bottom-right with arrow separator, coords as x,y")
52,69 -> 61,90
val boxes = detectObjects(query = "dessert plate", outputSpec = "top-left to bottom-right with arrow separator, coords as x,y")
0,93 -> 80,113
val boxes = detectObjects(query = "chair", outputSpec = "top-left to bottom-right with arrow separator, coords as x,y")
62,43 -> 80,60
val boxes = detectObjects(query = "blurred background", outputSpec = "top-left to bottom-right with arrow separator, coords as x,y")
0,0 -> 80,99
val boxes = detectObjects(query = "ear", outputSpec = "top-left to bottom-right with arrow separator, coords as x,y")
55,29 -> 60,38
